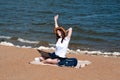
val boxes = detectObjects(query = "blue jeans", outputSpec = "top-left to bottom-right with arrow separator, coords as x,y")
49,53 -> 77,67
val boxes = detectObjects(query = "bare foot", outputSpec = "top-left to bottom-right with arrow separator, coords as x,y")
39,57 -> 45,61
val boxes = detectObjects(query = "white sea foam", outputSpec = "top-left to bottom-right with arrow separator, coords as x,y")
18,38 -> 39,44
0,36 -> 11,39
0,41 -> 14,46
49,44 -> 56,47
37,46 -> 54,50
20,46 -> 32,48
16,45 -> 32,48
112,52 -> 120,56
0,41 -> 32,48
74,49 -> 120,57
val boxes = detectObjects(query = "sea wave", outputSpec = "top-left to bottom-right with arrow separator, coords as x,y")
17,38 -> 39,44
0,36 -> 39,44
0,36 -> 11,39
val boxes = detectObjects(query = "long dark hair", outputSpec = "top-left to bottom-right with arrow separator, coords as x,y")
56,29 -> 66,43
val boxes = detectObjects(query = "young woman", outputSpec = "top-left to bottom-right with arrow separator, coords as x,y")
54,14 -> 72,59
39,15 -> 78,67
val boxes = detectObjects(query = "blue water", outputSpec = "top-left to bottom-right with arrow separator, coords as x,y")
0,0 -> 120,52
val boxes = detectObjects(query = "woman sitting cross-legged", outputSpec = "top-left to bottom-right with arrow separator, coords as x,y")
38,15 -> 80,68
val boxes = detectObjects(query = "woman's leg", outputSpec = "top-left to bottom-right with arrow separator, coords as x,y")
43,58 -> 59,64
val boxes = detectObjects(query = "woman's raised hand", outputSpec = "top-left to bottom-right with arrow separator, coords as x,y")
54,14 -> 59,28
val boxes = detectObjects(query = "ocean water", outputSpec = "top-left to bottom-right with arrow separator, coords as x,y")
0,0 -> 120,52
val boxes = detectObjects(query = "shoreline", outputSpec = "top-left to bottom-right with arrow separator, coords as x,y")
0,41 -> 120,58
0,35 -> 120,53
0,45 -> 120,80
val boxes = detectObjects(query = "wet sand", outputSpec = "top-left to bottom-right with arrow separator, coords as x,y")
0,45 -> 120,80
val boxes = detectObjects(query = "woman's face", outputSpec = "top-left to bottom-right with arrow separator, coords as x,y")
57,30 -> 62,37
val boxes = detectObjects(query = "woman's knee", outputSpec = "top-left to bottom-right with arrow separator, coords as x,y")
46,58 -> 52,62
46,58 -> 58,64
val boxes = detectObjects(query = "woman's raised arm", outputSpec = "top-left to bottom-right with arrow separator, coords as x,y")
54,14 -> 59,28
66,27 -> 72,38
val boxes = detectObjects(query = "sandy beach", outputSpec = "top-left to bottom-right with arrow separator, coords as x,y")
0,45 -> 120,80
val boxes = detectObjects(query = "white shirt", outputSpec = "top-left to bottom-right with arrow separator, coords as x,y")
55,37 -> 70,58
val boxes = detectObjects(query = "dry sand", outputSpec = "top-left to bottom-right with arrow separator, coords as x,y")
0,45 -> 120,80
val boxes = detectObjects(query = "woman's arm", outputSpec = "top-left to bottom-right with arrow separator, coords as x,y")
66,27 -> 72,38
54,14 -> 59,28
